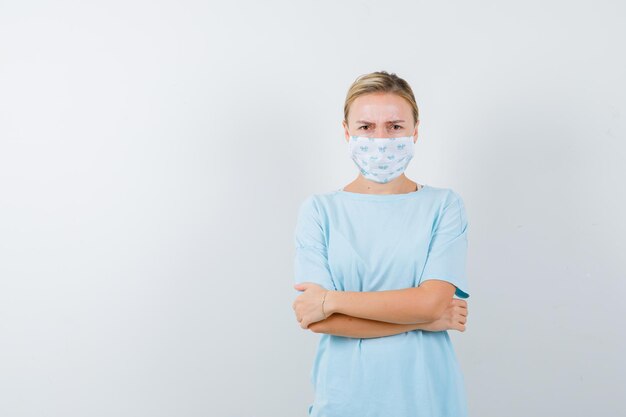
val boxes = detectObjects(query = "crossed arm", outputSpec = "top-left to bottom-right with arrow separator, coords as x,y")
307,280 -> 457,338
308,313 -> 437,338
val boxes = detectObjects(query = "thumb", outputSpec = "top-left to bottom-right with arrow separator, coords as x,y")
294,282 -> 307,290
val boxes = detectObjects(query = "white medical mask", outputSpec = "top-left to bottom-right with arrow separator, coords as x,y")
348,135 -> 415,183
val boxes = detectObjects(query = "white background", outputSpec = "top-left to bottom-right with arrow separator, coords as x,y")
1,1 -> 625,416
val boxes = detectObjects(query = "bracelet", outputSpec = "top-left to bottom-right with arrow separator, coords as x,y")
322,291 -> 329,319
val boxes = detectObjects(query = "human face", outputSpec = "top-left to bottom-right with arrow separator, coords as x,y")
342,92 -> 419,142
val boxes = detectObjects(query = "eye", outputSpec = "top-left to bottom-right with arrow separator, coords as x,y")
392,124 -> 403,130
357,126 -> 369,130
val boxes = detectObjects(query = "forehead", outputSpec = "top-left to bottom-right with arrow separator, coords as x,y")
350,93 -> 411,121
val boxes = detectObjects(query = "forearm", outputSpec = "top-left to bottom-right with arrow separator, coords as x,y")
309,313 -> 436,338
324,287 -> 436,325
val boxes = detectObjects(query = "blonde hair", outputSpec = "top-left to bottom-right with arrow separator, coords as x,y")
343,71 -> 419,127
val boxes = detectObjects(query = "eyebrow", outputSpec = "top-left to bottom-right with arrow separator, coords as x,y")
355,120 -> 406,124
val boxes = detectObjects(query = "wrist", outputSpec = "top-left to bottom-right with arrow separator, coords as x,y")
324,290 -> 341,315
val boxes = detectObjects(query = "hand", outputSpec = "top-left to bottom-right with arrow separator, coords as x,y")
421,298 -> 468,332
292,282 -> 330,329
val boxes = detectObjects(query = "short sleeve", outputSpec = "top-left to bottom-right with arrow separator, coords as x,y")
420,192 -> 470,298
293,196 -> 337,296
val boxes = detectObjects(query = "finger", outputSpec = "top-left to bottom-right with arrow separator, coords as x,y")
453,303 -> 467,308
453,299 -> 467,307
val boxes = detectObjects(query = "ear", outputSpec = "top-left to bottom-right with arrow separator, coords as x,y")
342,120 -> 350,142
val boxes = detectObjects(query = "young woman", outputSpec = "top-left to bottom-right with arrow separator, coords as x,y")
292,71 -> 471,417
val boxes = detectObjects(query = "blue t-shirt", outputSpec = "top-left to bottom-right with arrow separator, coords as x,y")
293,184 -> 470,417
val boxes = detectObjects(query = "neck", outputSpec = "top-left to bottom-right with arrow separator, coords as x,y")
345,175 -> 417,195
